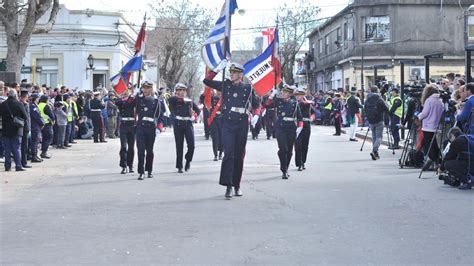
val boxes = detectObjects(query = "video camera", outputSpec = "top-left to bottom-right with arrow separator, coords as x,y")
438,173 -> 461,187
402,82 -> 425,98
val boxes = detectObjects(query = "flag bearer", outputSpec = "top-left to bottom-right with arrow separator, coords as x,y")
115,87 -> 136,174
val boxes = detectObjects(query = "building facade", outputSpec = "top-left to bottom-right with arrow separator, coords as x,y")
307,0 -> 474,92
0,5 -> 138,90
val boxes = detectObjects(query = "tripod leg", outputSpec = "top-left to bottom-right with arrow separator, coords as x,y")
386,126 -> 395,154
360,127 -> 370,151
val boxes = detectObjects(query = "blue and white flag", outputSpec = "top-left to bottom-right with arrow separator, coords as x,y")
201,0 -> 238,70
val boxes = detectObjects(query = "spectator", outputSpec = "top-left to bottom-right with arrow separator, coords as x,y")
0,89 -> 28,171
456,83 -> 474,134
0,81 -> 7,162
54,101 -> 68,149
364,86 -> 389,160
106,92 -> 118,138
19,89 -> 31,169
29,93 -> 45,163
417,84 -> 444,170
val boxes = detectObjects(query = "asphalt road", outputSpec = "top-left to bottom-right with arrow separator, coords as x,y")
1,124 -> 473,265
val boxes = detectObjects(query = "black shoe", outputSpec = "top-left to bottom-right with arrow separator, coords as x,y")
35,156 -> 44,162
23,165 -> 32,169
64,144 -> 72,147
147,173 -> 153,178
121,167 -> 127,174
57,146 -> 67,149
100,140 -> 108,143
129,167 -> 134,173
178,168 -> 183,173
267,136 -> 271,140
234,187 -> 243,196
333,133 -> 341,136
31,158 -> 42,163
185,161 -> 190,172
5,168 -> 11,172
370,152 -> 377,161
219,154 -> 223,160
225,186 -> 232,199
70,141 -> 78,144
94,141 -> 99,143
458,182 -> 472,190
16,168 -> 26,171
297,166 -> 303,171
302,164 -> 306,170
138,174 -> 145,180
213,156 -> 218,161
40,153 -> 51,159
374,152 -> 380,159
282,172 -> 289,179
349,138 -> 358,142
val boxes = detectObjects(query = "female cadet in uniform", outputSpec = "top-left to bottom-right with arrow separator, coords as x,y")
168,83 -> 201,173
265,85 -> 303,179
208,90 -> 224,161
115,87 -> 136,174
294,87 -> 315,171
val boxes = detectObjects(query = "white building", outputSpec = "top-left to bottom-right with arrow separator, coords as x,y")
0,5 -> 138,90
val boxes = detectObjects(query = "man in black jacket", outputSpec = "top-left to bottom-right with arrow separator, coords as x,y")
364,86 -> 389,160
439,127 -> 473,190
0,89 -> 28,171
19,89 -> 32,168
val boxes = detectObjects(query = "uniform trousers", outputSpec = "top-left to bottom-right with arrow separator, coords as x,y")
136,126 -> 156,174
219,118 -> 248,188
173,123 -> 195,169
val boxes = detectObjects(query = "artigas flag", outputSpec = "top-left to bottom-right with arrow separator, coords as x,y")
243,29 -> 281,96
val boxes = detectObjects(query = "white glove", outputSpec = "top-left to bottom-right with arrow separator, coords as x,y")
269,89 -> 278,99
296,127 -> 303,139
133,87 -> 140,96
251,115 -> 260,127
213,59 -> 228,73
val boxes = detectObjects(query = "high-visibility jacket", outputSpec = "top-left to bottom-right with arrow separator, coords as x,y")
63,102 -> 73,122
38,102 -> 52,124
390,96 -> 403,118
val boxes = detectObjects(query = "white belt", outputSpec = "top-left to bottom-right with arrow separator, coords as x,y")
283,117 -> 295,121
230,107 -> 250,115
142,117 -> 154,122
303,118 -> 312,122
91,109 -> 101,112
175,116 -> 193,121
121,117 -> 135,121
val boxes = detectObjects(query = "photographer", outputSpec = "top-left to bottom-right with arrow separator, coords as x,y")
417,84 -> 444,170
364,86 -> 389,160
456,83 -> 474,134
439,127 -> 473,190
388,88 -> 403,149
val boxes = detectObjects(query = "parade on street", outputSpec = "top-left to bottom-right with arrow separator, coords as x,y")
1,0 -> 474,264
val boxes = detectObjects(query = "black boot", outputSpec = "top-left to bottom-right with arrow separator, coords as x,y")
302,163 -> 306,170
121,167 -> 127,174
147,172 -> 153,178
178,168 -> 183,173
185,160 -> 191,172
297,166 -> 303,171
128,167 -> 134,173
40,152 -> 51,159
218,153 -> 223,160
213,156 -> 218,161
225,186 -> 232,199
138,174 -> 144,180
282,171 -> 289,179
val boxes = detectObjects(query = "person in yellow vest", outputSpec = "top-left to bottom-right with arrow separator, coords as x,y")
388,87 -> 404,149
69,93 -> 79,144
38,95 -> 55,159
322,93 -> 333,125
62,94 -> 73,148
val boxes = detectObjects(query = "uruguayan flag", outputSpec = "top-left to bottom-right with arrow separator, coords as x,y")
201,0 -> 238,70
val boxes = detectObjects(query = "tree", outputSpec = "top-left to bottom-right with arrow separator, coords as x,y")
0,0 -> 60,81
147,0 -> 212,90
277,1 -> 320,85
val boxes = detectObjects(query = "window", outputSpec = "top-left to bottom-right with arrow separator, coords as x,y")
325,36 -> 329,54
364,16 -> 390,42
336,27 -> 341,42
469,16 -> 474,39
319,39 -> 323,54
36,58 -> 58,88
343,23 -> 348,40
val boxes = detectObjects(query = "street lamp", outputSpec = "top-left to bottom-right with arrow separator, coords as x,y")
87,54 -> 94,70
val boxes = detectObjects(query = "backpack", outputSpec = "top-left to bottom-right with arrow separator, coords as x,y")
364,96 -> 380,124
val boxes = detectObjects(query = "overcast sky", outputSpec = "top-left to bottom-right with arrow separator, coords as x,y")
62,0 -> 350,49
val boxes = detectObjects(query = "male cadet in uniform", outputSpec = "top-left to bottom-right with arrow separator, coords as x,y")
265,85 -> 303,179
115,87 -> 136,174
209,90 -> 224,161
135,81 -> 166,180
388,87 -> 403,149
29,93 -> 45,163
203,61 -> 260,199
90,91 -> 106,143
38,95 -> 55,159
262,94 -> 276,139
294,87 -> 314,171
168,83 -> 200,173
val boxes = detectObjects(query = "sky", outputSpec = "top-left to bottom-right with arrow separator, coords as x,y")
61,0 -> 351,49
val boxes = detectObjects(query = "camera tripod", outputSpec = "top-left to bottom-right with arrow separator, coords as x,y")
360,125 -> 396,155
398,122 -> 419,168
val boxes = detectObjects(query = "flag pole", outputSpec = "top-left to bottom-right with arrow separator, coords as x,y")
137,13 -> 146,90
273,16 -> 279,91
221,0 -> 230,96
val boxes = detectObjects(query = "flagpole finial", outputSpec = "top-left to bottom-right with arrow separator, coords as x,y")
143,12 -> 147,21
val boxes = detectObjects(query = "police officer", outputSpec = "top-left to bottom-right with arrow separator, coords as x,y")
388,87 -> 403,149
29,93 -> 45,163
209,90 -> 223,161
38,95 -> 55,159
168,83 -> 200,173
135,81 -> 166,180
90,91 -> 106,143
265,85 -> 303,179
263,95 -> 276,140
115,87 -> 136,174
203,61 -> 260,199
294,87 -> 314,171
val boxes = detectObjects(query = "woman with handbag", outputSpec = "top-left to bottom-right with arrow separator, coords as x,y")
0,88 -> 28,171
